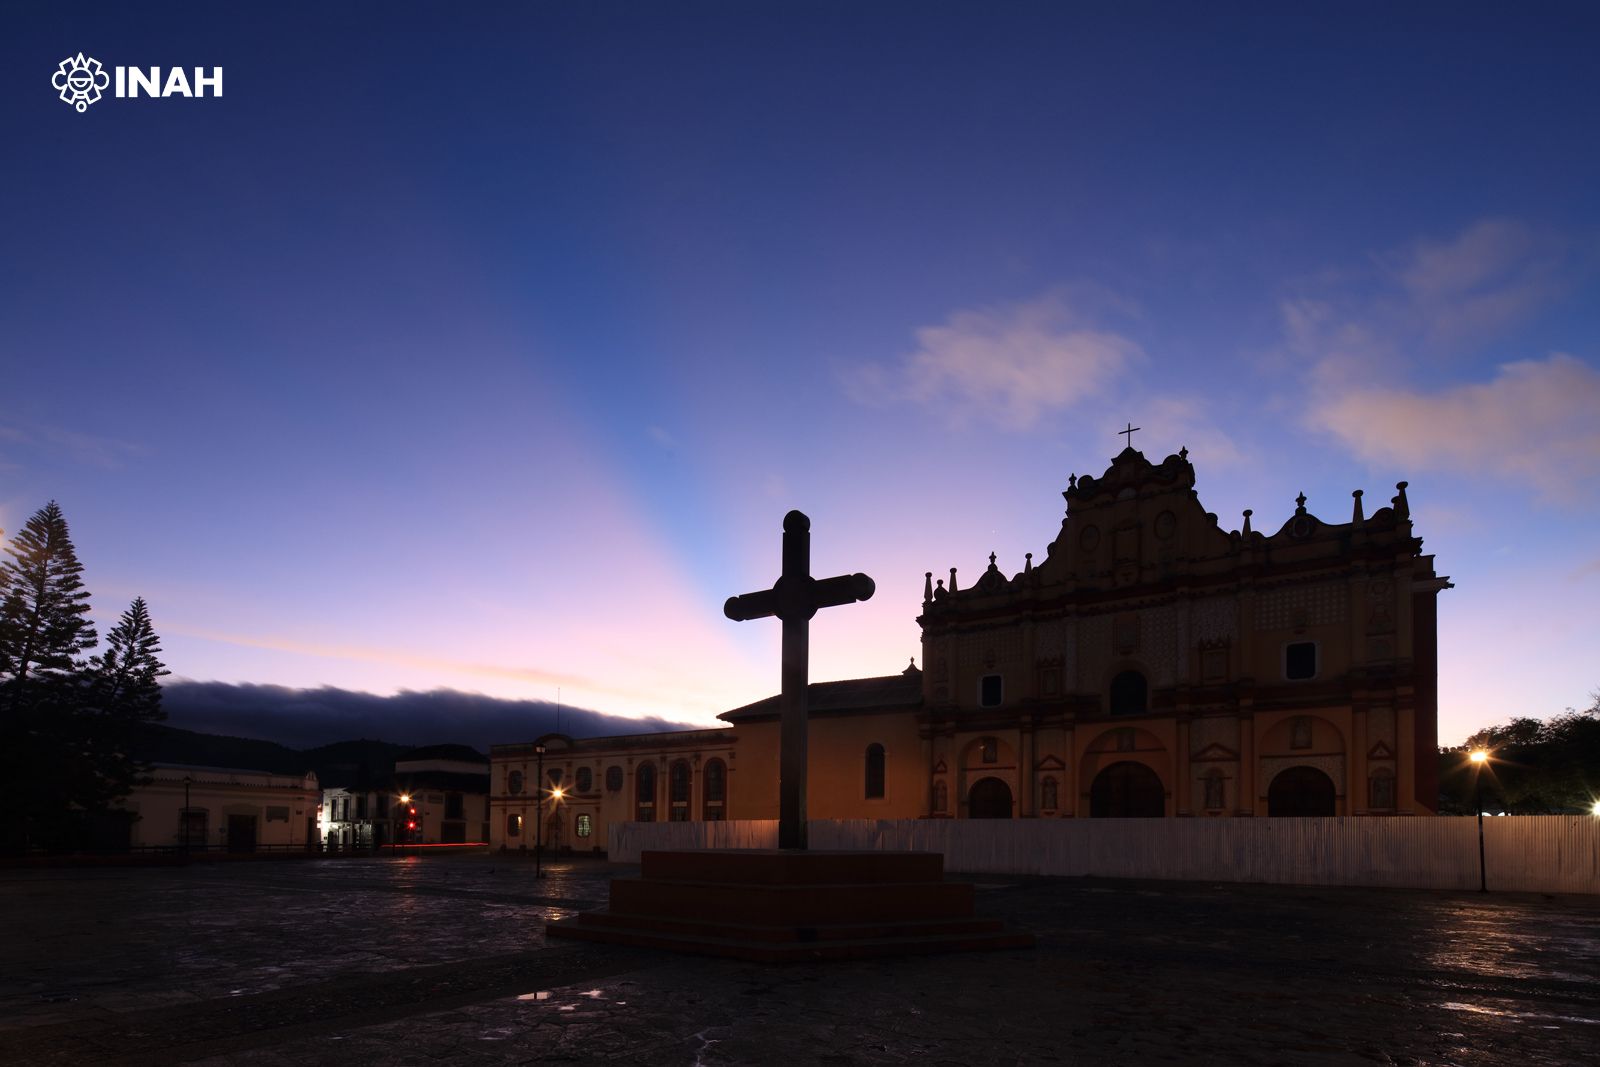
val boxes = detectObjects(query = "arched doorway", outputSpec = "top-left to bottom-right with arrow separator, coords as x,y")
968,777 -> 1013,819
1267,766 -> 1337,816
1090,761 -> 1165,817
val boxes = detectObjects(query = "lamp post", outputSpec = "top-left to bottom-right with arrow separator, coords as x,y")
534,744 -> 546,878
1470,749 -> 1489,892
182,775 -> 192,857
396,792 -> 411,856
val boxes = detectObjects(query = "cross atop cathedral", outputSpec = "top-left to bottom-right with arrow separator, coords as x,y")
724,510 -> 875,849
1119,422 -> 1141,448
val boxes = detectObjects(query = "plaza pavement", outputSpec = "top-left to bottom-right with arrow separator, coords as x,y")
0,852 -> 1595,1065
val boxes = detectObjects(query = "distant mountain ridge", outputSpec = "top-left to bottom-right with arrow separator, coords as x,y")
130,723 -> 415,788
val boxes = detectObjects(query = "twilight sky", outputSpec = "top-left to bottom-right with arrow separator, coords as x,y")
4,3 -> 1598,747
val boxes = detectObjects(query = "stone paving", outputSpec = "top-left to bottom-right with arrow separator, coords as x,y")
1,853 -> 1596,1065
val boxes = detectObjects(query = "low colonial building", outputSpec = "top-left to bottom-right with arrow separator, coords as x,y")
122,763 -> 320,851
490,447 -> 1449,852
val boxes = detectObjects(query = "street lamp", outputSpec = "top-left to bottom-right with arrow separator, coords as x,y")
182,775 -> 192,857
1470,749 -> 1490,892
534,744 -> 547,878
396,792 -> 412,856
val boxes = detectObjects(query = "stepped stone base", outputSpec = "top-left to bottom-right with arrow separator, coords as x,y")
547,849 -> 1035,962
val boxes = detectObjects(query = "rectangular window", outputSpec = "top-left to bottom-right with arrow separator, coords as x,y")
980,675 -> 1003,708
1286,642 -> 1317,680
445,793 -> 464,820
575,813 -> 592,838
506,813 -> 522,837
265,806 -> 289,822
980,737 -> 997,763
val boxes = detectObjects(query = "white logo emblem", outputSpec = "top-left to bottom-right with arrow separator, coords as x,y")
53,53 -> 109,112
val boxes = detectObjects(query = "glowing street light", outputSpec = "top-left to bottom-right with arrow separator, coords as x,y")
1469,749 -> 1491,892
395,792 -> 413,855
1591,800 -> 1600,816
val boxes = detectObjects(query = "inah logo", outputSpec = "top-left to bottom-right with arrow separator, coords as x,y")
53,53 -> 109,113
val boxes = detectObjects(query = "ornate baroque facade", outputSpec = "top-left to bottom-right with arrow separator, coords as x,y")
490,448 -> 1449,852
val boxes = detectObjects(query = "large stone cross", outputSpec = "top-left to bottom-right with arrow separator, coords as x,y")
724,510 -> 874,849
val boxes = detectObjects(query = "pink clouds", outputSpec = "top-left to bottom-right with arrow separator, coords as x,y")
847,291 -> 1143,430
1386,219 -> 1576,346
1309,353 -> 1600,499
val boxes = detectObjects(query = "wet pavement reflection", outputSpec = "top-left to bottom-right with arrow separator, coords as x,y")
0,854 -> 1595,1064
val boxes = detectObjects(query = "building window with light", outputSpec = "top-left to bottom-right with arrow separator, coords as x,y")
865,744 -> 886,799
703,759 -> 726,821
575,813 -> 592,839
506,813 -> 522,837
635,762 -> 656,822
669,760 -> 692,821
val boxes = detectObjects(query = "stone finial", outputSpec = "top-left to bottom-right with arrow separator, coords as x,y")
1024,552 -> 1033,573
923,571 -> 933,602
906,657 -> 917,674
1068,472 -> 1077,489
1295,491 -> 1307,513
949,567 -> 958,593
1179,445 -> 1189,461
988,551 -> 998,569
1393,481 -> 1410,518
1242,508 -> 1253,535
1352,489 -> 1365,525
934,578 -> 946,601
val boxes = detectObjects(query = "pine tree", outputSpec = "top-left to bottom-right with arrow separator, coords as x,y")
89,597 -> 169,726
0,503 -> 99,850
80,597 -> 170,811
0,501 -> 97,708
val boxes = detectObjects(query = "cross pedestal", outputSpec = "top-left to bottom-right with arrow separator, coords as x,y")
546,509 -> 1034,960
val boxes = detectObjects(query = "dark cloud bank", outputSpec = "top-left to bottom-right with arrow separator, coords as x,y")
160,680 -> 699,751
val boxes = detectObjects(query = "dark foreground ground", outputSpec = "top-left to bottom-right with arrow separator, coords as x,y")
0,854 -> 1595,1066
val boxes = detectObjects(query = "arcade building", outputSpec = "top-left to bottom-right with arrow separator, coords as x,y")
491,447 -> 1449,852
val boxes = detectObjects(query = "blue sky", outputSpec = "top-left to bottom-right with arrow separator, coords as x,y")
3,3 -> 1598,745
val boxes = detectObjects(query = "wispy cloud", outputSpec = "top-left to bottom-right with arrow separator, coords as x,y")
1282,219 -> 1599,498
845,290 -> 1143,430
1308,353 -> 1600,499
0,421 -> 146,470
1383,219 -> 1575,345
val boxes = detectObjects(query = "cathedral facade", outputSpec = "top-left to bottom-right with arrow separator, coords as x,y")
490,448 -> 1448,852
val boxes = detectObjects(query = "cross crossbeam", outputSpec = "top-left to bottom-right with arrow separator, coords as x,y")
724,510 -> 874,850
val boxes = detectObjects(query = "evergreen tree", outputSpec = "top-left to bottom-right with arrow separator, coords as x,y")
0,501 -> 97,708
80,597 -> 170,810
0,502 -> 99,850
88,596 -> 169,725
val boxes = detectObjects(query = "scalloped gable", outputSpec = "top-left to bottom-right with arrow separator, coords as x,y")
918,447 -> 1431,615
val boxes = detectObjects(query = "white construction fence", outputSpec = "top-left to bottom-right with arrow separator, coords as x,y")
608,816 -> 1600,895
